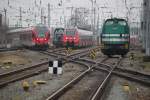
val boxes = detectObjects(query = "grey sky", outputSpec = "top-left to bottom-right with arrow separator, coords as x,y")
0,0 -> 142,27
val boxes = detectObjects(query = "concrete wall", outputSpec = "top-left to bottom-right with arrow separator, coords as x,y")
141,0 -> 150,56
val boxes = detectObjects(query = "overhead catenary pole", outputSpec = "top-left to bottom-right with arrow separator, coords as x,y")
48,3 -> 50,27
4,8 -> 7,27
75,8 -> 78,27
19,7 -> 22,27
41,7 -> 43,24
93,0 -> 96,35
34,14 -> 37,24
96,7 -> 100,45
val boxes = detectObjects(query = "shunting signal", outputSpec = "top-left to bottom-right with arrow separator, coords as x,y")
90,50 -> 96,59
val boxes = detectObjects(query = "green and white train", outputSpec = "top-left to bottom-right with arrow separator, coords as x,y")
101,18 -> 130,57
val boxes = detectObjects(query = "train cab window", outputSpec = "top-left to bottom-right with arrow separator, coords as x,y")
118,21 -> 127,26
35,26 -> 48,37
54,29 -> 64,34
66,29 -> 76,35
105,21 -> 114,25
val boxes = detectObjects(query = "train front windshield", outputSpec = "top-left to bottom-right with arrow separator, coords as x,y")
54,29 -> 64,34
66,29 -> 76,35
103,20 -> 128,34
35,26 -> 49,38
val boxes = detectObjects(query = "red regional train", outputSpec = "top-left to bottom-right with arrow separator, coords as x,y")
8,24 -> 51,49
63,28 -> 95,48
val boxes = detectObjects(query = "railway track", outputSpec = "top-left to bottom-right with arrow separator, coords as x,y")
45,57 -> 121,100
0,61 -> 49,87
0,46 -> 99,88
39,47 -> 66,57
78,58 -> 150,86
1,46 -> 149,100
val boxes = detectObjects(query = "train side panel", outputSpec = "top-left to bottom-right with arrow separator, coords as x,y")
20,31 -> 34,47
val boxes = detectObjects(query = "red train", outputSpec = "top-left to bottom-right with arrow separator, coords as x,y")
8,24 -> 51,49
29,25 -> 50,48
62,28 -> 95,47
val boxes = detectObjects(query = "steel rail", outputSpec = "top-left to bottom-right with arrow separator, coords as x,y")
79,58 -> 150,86
45,61 -> 91,100
91,57 -> 122,100
0,47 -> 99,88
45,57 -> 108,100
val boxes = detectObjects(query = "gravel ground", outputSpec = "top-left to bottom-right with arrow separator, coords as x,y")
104,77 -> 150,100
61,47 -> 95,56
103,49 -> 150,100
0,49 -> 50,74
58,70 -> 107,100
120,50 -> 150,74
0,62 -> 86,100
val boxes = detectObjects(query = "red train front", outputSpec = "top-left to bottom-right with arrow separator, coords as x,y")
32,25 -> 50,47
20,24 -> 50,49
63,28 -> 79,47
62,28 -> 94,48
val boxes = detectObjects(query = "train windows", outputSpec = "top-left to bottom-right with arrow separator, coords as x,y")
118,21 -> 127,26
34,25 -> 49,38
66,29 -> 76,35
38,33 -> 45,37
54,28 -> 64,34
105,21 -> 114,25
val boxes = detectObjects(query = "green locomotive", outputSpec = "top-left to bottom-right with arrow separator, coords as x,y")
53,28 -> 64,47
101,18 -> 130,57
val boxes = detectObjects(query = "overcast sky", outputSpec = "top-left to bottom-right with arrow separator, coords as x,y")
0,0 -> 143,27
